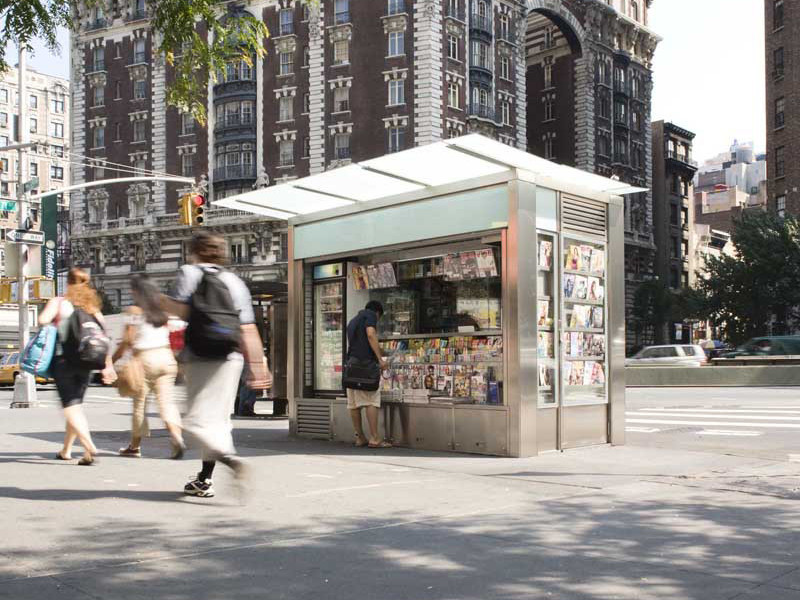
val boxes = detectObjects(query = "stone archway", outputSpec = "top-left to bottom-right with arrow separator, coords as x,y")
525,0 -> 587,54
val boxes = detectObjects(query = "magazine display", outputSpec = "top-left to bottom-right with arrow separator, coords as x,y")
537,332 -> 553,358
538,364 -> 552,387
537,300 -> 551,328
588,277 -> 604,302
538,240 -> 553,270
352,265 -> 369,290
564,332 -> 605,358
565,244 -> 606,276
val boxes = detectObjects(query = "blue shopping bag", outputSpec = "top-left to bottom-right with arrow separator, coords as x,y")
21,325 -> 58,378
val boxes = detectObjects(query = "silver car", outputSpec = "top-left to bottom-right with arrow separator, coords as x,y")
626,344 -> 708,367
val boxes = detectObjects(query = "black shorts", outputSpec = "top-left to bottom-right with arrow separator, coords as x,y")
52,356 -> 91,408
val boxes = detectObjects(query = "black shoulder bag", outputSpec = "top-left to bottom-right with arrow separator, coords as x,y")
342,313 -> 381,392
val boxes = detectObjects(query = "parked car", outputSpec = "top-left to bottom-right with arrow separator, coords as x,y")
0,352 -> 50,385
700,340 -> 731,360
626,344 -> 708,367
721,336 -> 800,358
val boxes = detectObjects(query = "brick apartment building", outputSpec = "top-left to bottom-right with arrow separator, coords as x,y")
69,0 -> 659,327
765,0 -> 799,217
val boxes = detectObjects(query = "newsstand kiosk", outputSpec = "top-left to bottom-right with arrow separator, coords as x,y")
216,135 -> 640,457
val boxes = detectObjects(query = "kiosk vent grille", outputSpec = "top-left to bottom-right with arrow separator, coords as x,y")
561,195 -> 607,239
297,402 -> 332,439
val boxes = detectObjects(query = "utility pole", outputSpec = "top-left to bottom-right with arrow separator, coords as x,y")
11,45 -> 36,409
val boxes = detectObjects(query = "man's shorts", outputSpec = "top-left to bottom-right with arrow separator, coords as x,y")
346,388 -> 381,409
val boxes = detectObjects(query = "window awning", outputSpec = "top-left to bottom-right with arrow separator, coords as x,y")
213,134 -> 647,220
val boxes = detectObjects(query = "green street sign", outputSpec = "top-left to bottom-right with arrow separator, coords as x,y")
22,177 -> 39,193
0,200 -> 16,211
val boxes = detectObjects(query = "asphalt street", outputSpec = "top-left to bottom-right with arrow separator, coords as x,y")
0,385 -> 798,600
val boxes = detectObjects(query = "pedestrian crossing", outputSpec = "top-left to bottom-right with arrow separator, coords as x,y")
626,405 -> 800,437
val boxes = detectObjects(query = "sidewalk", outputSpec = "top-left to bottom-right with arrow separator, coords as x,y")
0,400 -> 799,600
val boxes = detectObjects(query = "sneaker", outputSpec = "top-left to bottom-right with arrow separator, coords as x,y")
119,446 -> 142,458
184,476 -> 215,498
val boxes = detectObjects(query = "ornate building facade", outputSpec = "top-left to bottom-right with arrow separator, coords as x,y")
70,0 -> 658,328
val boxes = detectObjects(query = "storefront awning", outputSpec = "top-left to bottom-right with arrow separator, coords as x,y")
213,134 -> 647,220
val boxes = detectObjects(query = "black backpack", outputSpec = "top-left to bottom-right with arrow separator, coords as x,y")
185,267 -> 241,358
63,308 -> 111,370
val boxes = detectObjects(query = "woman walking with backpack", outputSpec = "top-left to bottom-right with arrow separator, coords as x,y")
38,268 -> 115,465
113,274 -> 185,459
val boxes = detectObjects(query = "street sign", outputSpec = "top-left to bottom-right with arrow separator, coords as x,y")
0,200 -> 17,211
22,178 -> 39,193
5,230 -> 44,245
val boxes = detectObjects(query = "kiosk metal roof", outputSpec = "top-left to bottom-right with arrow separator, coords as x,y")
213,134 -> 646,221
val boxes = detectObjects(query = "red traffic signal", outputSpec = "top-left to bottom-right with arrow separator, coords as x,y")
191,194 -> 206,225
191,194 -> 205,207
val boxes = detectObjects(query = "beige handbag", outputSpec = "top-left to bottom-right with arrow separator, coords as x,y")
116,355 -> 144,398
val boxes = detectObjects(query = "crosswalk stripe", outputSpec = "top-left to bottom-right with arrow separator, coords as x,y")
639,408 -> 800,415
629,411 -> 800,421
627,418 -> 800,429
695,430 -> 762,437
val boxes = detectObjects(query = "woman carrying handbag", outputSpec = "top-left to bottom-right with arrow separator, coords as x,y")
113,274 -> 185,459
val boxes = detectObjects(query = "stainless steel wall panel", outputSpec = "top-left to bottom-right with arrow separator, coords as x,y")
537,407 -> 558,453
407,405 -> 455,451
562,404 -> 608,449
453,407 -> 509,456
607,200 -> 626,445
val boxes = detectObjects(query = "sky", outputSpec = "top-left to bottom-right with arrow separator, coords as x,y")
9,0 -> 767,164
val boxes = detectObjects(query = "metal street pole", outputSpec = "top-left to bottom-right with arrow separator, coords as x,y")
11,45 -> 36,409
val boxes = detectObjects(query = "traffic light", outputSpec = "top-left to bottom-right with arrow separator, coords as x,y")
179,193 -> 192,226
190,194 -> 206,226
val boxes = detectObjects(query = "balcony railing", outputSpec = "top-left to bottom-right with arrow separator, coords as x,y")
468,103 -> 496,121
214,113 -> 255,131
89,61 -> 106,73
279,22 -> 294,35
333,100 -> 350,112
667,150 -> 698,167
446,4 -> 465,20
88,18 -> 108,31
132,52 -> 147,64
471,13 -> 492,35
498,28 -> 516,44
335,147 -> 351,160
214,164 -> 256,181
613,80 -> 630,95
278,155 -> 294,167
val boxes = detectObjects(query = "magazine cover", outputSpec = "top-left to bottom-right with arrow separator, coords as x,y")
570,305 -> 591,329
378,262 -> 397,288
570,361 -> 585,385
366,265 -> 380,288
477,248 -> 498,277
588,277 -> 604,302
575,276 -> 588,300
588,334 -> 605,356
570,332 -> 583,357
409,365 -> 425,389
443,253 -> 462,280
537,300 -> 550,327
470,369 -> 488,400
583,361 -> 596,386
538,240 -> 553,270
562,361 -> 573,386
590,248 -> 605,274
460,251 -> 480,279
563,273 -> 576,298
566,245 -> 582,271
423,365 -> 437,390
591,361 -> 606,384
453,366 -> 470,398
352,265 -> 369,290
591,306 -> 604,329
538,364 -> 552,387
537,332 -> 553,358
580,245 -> 593,272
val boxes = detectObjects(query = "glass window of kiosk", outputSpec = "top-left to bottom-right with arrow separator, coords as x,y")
343,238 -> 504,405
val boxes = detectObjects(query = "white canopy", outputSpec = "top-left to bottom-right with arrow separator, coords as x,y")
213,134 -> 646,220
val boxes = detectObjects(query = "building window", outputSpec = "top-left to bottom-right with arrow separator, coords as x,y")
114,122 -> 121,141
448,35 -> 458,60
92,126 -> 105,148
614,100 -> 627,125
334,0 -> 349,24
631,1 -> 639,21
388,79 -> 404,106
29,95 -> 38,109
92,85 -> 104,107
133,120 -> 146,142
133,38 -> 146,64
775,146 -> 785,178
0,157 -> 8,173
478,1 -> 488,17
631,109 -> 640,131
278,96 -> 294,121
181,113 -> 195,135
279,140 -> 294,167
181,154 -> 194,177
544,26 -> 554,49
670,204 -> 679,225
30,162 -> 38,177
544,137 -> 554,160
774,47 -> 784,77
614,138 -> 628,164
29,116 -> 37,133
447,82 -> 460,108
388,31 -> 404,56
388,0 -> 404,15
499,13 -> 509,39
544,99 -> 554,121
0,89 -> 7,103
334,133 -> 350,159
388,127 -> 405,153
51,145 -> 64,157
0,112 -> 6,127
777,194 -> 786,217
133,79 -> 147,100
303,92 -> 311,113
471,40 -> 490,69
333,86 -> 349,112
774,0 -> 784,29
92,47 -> 105,71
501,100 -> 511,125
0,181 -> 8,196
133,158 -> 146,174
303,136 -> 310,158
500,56 -> 510,80
302,4 -> 310,21
333,40 -> 349,65
217,100 -> 254,127
230,239 -> 247,264
303,45 -> 310,67
544,62 -> 553,88
0,135 -> 8,147
775,97 -> 785,128
113,81 -> 121,100
221,59 -> 254,83
279,8 -> 294,35
51,97 -> 65,113
279,51 -> 294,75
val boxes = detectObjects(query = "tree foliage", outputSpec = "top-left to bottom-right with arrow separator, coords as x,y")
1,0 -> 316,124
694,212 -> 800,345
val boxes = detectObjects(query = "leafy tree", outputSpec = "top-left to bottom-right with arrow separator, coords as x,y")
2,0 -> 315,123
632,278 -> 673,347
694,212 -> 800,346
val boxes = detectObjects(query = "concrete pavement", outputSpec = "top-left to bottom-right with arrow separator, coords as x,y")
0,388 -> 799,599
